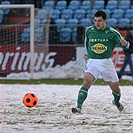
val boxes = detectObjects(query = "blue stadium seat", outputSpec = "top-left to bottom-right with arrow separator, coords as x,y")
22,26 -> 44,43
0,9 -> 4,23
34,27 -> 44,42
34,19 -> 40,28
118,1 -> 131,10
36,9 -> 47,18
68,1 -> 81,12
93,0 -> 105,10
73,9 -> 85,22
58,27 -> 72,43
61,9 -> 73,22
120,0 -> 130,1
21,27 -> 30,43
1,0 -> 11,14
55,18 -> 66,32
107,18 -> 117,27
35,9 -> 48,24
106,1 -> 118,10
67,18 -> 78,42
43,1 -> 55,10
80,1 -> 90,13
118,18 -> 130,29
86,13 -> 91,19
90,9 -> 98,19
67,18 -> 78,30
111,9 -> 124,19
124,9 -> 133,19
55,1 -> 67,13
67,18 -> 78,26
50,9 -> 60,21
102,9 -> 111,18
80,18 -> 91,26
131,19 -> 133,28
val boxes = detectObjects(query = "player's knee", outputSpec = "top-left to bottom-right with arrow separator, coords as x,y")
110,83 -> 120,93
113,87 -> 120,93
82,80 -> 92,89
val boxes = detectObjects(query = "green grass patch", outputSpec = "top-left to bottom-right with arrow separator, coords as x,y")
0,78 -> 132,86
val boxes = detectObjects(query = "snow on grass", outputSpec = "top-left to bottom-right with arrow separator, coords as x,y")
1,84 -> 133,133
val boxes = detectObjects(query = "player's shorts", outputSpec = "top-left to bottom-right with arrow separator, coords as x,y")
84,58 -> 119,82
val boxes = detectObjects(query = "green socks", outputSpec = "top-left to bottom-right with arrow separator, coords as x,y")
77,87 -> 88,109
112,91 -> 121,107
77,88 -> 121,109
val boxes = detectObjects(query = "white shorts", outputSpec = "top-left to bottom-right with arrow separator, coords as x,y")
84,58 -> 119,82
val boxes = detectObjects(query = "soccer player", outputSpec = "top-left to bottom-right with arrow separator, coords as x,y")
72,10 -> 130,113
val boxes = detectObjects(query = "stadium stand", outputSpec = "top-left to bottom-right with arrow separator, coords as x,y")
118,18 -> 131,29
35,9 -> 48,24
58,27 -> 72,43
111,9 -> 124,19
90,9 -> 98,19
46,0 -> 133,43
102,9 -> 111,18
80,18 -> 91,26
50,9 -> 60,21
61,9 -> 73,23
73,9 -> 86,22
80,1 -> 91,12
34,27 -> 44,42
55,0 -> 67,13
118,1 -> 131,10
43,0 -> 55,10
93,0 -> 105,10
107,18 -> 118,28
68,0 -> 81,12
67,18 -> 78,27
67,18 -> 78,43
131,19 -> 133,28
0,9 -> 4,23
34,18 -> 41,28
21,27 -> 30,43
106,0 -> 118,10
1,0 -> 11,14
124,9 -> 133,19
86,12 -> 91,19
5,0 -> 133,45
55,18 -> 66,32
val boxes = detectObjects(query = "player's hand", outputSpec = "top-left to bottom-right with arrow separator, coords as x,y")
84,55 -> 88,60
120,39 -> 128,46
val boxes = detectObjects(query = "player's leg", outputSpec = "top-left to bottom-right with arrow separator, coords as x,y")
102,58 -> 124,111
78,72 -> 95,109
108,81 -> 121,106
107,81 -> 124,111
72,59 -> 101,113
72,72 -> 95,113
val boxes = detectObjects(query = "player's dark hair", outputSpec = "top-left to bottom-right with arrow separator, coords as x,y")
94,10 -> 107,20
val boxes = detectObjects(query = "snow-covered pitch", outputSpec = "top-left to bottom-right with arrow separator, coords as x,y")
1,84 -> 133,133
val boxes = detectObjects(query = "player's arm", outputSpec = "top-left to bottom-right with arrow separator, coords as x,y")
120,38 -> 130,49
116,30 -> 130,49
84,32 -> 89,61
111,27 -> 130,49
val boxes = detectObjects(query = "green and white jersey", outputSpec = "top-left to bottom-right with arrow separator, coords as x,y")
84,25 -> 127,59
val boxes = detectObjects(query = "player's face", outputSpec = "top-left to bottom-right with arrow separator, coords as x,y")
94,16 -> 107,30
